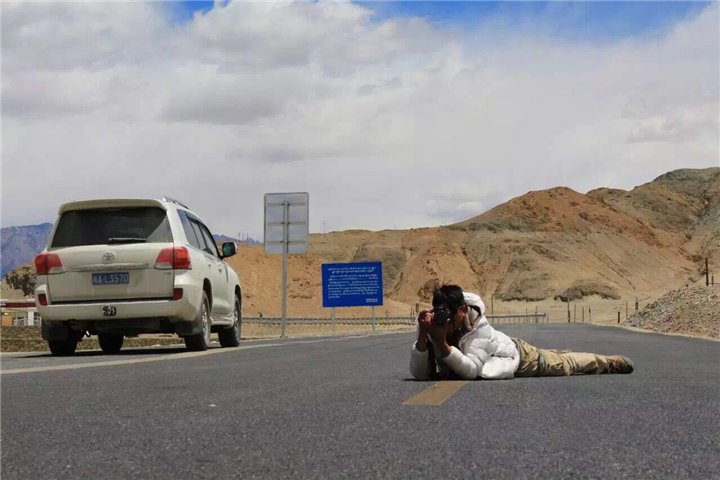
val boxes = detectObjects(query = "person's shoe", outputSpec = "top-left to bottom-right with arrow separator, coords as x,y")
607,355 -> 634,374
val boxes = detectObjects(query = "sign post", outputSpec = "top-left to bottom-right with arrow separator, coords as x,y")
281,201 -> 288,337
322,262 -> 383,329
264,192 -> 309,338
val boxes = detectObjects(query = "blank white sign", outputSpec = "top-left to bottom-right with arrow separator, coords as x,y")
264,192 -> 309,254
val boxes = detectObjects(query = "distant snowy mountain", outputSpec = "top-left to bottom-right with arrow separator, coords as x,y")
213,234 -> 261,245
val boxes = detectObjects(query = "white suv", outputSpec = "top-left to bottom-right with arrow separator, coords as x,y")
34,197 -> 242,356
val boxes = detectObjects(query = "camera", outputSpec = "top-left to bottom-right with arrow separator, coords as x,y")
431,305 -> 452,326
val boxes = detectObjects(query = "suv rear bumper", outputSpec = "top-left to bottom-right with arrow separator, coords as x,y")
35,283 -> 201,323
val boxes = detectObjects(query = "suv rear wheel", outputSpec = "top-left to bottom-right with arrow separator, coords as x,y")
48,339 -> 78,356
185,292 -> 211,351
219,297 -> 241,348
98,333 -> 124,354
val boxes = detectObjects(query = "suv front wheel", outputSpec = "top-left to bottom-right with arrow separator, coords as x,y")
185,292 -> 211,351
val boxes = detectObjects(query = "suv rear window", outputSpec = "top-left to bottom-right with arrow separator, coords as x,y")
51,207 -> 173,247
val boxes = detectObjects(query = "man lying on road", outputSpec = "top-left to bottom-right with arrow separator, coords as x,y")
410,284 -> 634,380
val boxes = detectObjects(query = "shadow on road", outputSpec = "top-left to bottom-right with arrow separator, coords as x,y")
17,345 -> 208,359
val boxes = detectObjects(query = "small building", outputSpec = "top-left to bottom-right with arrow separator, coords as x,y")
0,299 -> 41,326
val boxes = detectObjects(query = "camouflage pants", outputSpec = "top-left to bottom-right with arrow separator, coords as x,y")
512,338 -> 611,376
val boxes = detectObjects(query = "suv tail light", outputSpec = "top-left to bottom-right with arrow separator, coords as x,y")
173,247 -> 192,270
34,253 -> 64,275
38,294 -> 48,306
155,247 -> 192,270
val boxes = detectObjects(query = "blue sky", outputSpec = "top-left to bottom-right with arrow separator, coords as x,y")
167,1 -> 710,42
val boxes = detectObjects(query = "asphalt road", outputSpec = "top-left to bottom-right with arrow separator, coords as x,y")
2,324 -> 718,480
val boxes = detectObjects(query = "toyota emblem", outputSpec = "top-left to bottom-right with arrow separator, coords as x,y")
102,252 -> 116,263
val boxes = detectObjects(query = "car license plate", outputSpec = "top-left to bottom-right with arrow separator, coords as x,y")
92,272 -> 130,285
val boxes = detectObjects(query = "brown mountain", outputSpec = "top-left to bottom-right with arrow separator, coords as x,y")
225,167 -> 718,317
3,168 -> 718,320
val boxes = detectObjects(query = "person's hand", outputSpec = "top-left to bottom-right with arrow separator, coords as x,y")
415,310 -> 432,352
427,319 -> 446,345
427,318 -> 452,358
417,310 -> 432,336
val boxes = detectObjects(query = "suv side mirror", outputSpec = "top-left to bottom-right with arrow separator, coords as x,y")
221,242 -> 237,259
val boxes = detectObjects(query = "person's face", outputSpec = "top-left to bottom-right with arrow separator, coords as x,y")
448,305 -> 467,333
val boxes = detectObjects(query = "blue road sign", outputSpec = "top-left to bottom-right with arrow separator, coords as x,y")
322,262 -> 383,308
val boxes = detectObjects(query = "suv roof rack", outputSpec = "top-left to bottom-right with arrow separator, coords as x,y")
161,196 -> 190,210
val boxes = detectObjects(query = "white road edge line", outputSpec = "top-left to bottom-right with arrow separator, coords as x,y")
0,331 -> 410,375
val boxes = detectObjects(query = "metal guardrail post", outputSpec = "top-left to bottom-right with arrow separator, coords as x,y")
247,314 -> 552,328
486,313 -> 548,325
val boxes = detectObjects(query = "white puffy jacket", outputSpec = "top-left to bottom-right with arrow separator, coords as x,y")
409,292 -> 520,380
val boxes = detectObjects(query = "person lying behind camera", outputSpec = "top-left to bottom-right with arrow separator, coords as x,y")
410,285 -> 634,380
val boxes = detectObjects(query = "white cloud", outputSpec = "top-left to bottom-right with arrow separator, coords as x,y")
2,1 -> 718,238
1,2 -> 167,73
160,68 -> 309,125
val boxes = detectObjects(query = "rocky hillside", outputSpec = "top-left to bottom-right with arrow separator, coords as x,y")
436,167 -> 720,304
0,263 -> 35,298
223,168 -> 718,316
2,168 -> 718,319
624,285 -> 720,340
588,168 -> 720,265
1,223 -> 52,277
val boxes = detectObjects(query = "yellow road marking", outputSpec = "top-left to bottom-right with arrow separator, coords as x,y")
0,333 -> 391,376
402,381 -> 469,406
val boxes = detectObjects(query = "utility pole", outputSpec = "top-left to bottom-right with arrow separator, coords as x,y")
706,258 -> 710,287
567,299 -> 570,323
